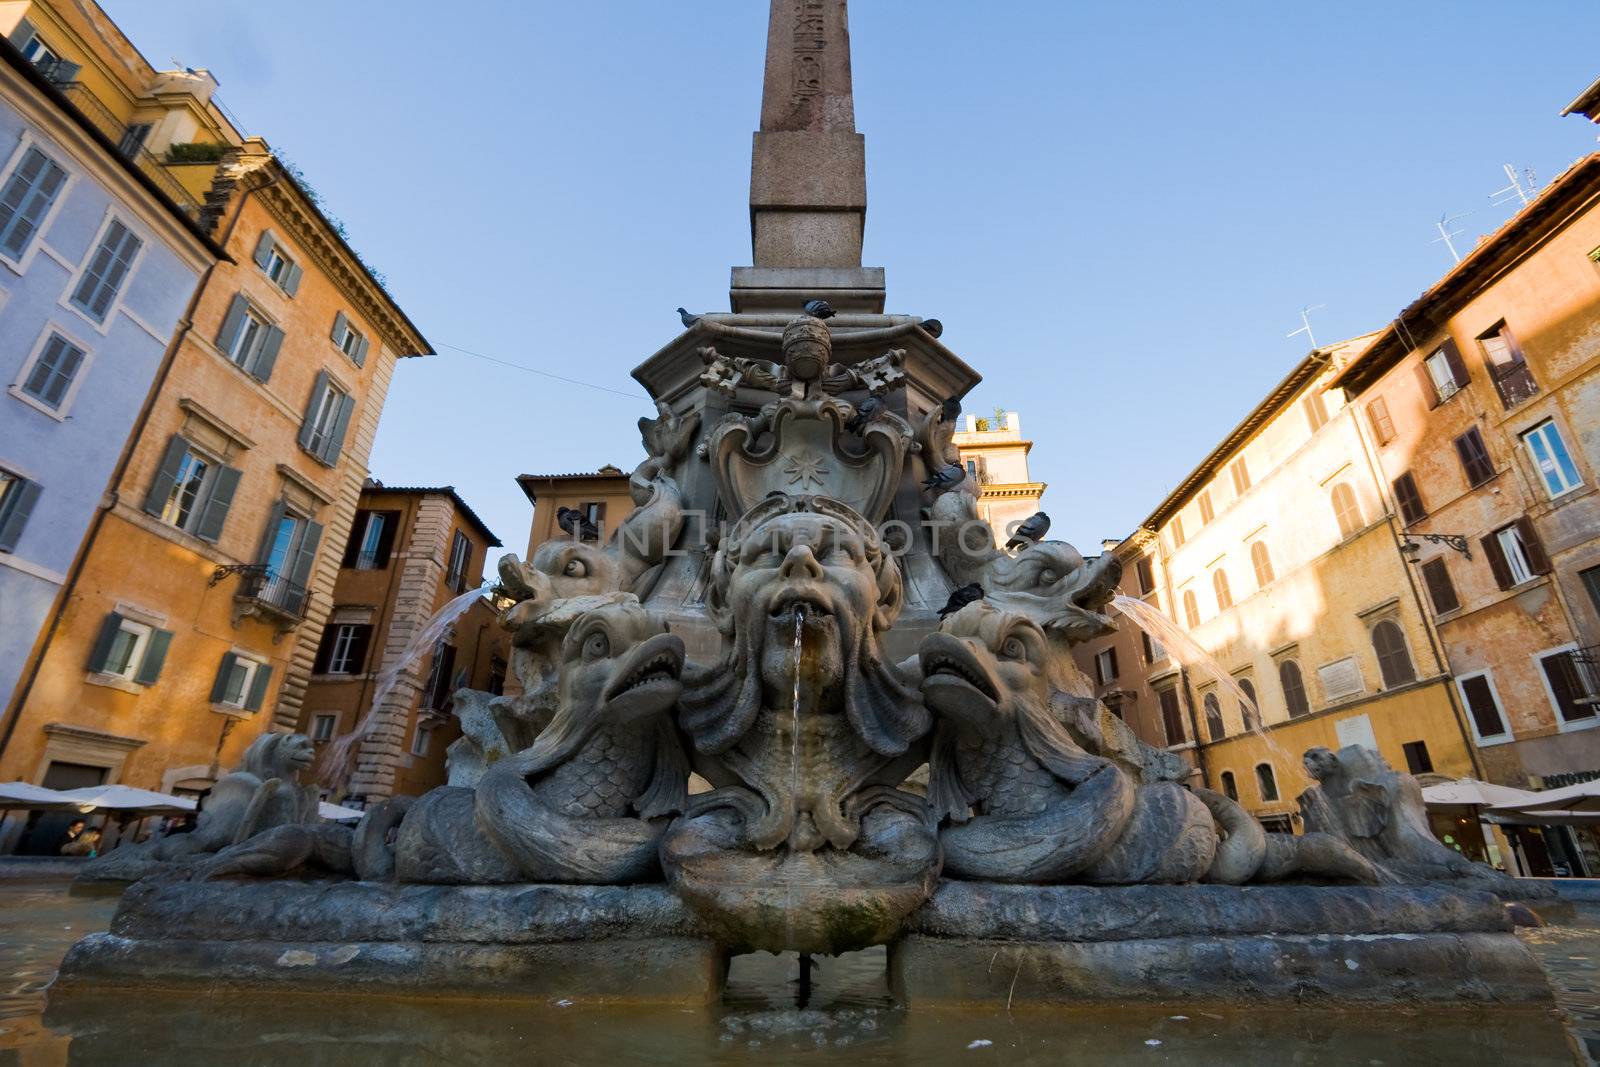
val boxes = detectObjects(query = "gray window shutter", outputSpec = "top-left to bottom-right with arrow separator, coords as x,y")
252,231 -> 274,269
331,311 -> 348,345
288,520 -> 323,589
299,371 -> 329,452
87,612 -> 124,672
134,628 -> 173,684
251,325 -> 284,382
194,463 -> 241,543
254,500 -> 287,564
215,293 -> 248,353
9,18 -> 35,47
244,663 -> 274,711
210,652 -> 237,703
142,435 -> 190,516
321,394 -> 355,464
353,335 -> 369,368
281,261 -> 302,296
0,478 -> 41,551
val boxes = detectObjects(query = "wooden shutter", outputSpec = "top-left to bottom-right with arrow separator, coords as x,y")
252,231 -> 275,269
194,464 -> 241,544
142,435 -> 189,516
1455,429 -> 1493,486
1415,361 -> 1440,409
288,520 -> 323,590
1420,558 -> 1460,614
353,334 -> 369,368
341,509 -> 370,568
244,664 -> 273,712
1481,531 -> 1514,590
1459,675 -> 1507,738
251,326 -> 284,383
281,261 -> 302,296
1367,397 -> 1395,444
210,653 -> 237,703
1439,340 -> 1469,387
1516,517 -> 1552,574
312,627 -> 338,674
86,612 -> 124,672
321,393 -> 355,464
215,293 -> 248,353
331,311 -> 348,346
134,629 -> 173,684
1135,556 -> 1154,594
374,511 -> 399,565
1107,646 -> 1119,680
1392,472 -> 1425,524
298,371 -> 329,452
0,478 -> 41,551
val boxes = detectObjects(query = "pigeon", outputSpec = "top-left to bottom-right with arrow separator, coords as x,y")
939,396 -> 961,423
1005,511 -> 1051,550
676,307 -> 700,328
801,299 -> 836,319
921,318 -> 944,338
937,583 -> 985,618
844,395 -> 882,435
922,463 -> 967,493
556,506 -> 600,542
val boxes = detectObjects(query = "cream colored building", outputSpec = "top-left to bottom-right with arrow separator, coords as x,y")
952,410 -> 1045,545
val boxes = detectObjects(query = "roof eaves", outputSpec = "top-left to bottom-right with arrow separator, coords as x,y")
363,484 -> 500,546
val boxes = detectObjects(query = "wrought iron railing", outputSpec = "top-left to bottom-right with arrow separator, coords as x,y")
353,549 -> 385,570
1544,646 -> 1600,722
235,566 -> 309,620
54,82 -> 202,219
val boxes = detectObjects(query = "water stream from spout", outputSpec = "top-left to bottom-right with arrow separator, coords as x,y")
1109,594 -> 1298,768
786,605 -> 805,960
320,583 -> 490,794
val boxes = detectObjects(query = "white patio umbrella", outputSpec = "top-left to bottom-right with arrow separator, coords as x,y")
1493,778 -> 1600,815
51,784 -> 198,814
318,801 -> 365,823
0,781 -> 78,810
1422,779 -> 1541,809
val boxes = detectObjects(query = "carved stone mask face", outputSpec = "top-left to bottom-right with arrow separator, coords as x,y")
920,602 -> 1049,728
282,734 -> 316,775
558,603 -> 685,724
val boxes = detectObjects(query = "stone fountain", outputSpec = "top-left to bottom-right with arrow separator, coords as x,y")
55,0 -> 1552,1009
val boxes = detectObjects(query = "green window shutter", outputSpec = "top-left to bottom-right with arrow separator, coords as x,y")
0,478 -> 41,551
142,435 -> 189,516
244,663 -> 274,712
353,335 -> 369,368
298,371 -> 329,452
251,325 -> 284,383
331,312 -> 348,345
210,652 -> 238,703
9,18 -> 35,47
288,520 -> 323,589
87,612 -> 125,672
215,293 -> 248,353
134,628 -> 173,684
252,231 -> 274,270
320,394 -> 355,464
254,500 -> 288,564
281,261 -> 302,296
194,463 -> 241,544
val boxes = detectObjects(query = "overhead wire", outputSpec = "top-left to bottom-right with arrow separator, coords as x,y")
436,341 -> 643,399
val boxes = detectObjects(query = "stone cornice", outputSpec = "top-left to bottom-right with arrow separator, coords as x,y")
236,161 -> 431,359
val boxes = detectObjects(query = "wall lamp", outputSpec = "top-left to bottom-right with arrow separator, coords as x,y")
1400,534 -> 1472,562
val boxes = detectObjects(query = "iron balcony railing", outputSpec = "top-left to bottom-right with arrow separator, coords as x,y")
235,566 -> 309,621
53,81 -> 202,219
353,549 -> 385,570
1547,645 -> 1600,719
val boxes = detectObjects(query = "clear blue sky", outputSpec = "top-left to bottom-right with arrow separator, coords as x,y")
105,2 -> 1599,555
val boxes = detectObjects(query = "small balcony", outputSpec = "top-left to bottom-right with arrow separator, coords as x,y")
1545,645 -> 1600,722
223,565 -> 308,630
51,80 -> 203,220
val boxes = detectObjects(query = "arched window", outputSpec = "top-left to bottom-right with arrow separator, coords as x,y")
1251,540 -> 1274,588
1237,678 -> 1260,731
1183,589 -> 1200,629
1331,482 -> 1363,538
1204,693 -> 1224,741
1220,770 -> 1238,801
1212,568 -> 1233,610
1256,763 -> 1280,802
1371,619 -> 1417,688
1279,659 -> 1310,718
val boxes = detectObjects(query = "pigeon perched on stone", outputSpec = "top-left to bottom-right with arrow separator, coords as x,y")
937,583 -> 985,618
1005,511 -> 1051,551
801,299 -> 836,319
922,463 -> 967,493
939,396 -> 961,423
556,506 -> 600,542
676,307 -> 700,328
844,395 -> 882,435
921,318 -> 944,338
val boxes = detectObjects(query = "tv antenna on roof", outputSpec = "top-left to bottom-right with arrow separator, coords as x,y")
1286,304 -> 1325,349
1489,163 -> 1537,208
1433,210 -> 1472,264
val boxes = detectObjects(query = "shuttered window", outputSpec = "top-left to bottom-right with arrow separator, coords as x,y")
1238,678 -> 1260,730
314,623 -> 373,675
1204,693 -> 1224,741
1182,589 -> 1200,629
85,611 -> 172,684
1457,673 -> 1509,741
342,509 -> 399,569
1422,342 -> 1469,403
1367,396 -> 1396,444
446,530 -> 473,592
214,294 -> 284,383
299,372 -> 355,465
1371,619 -> 1416,688
1478,322 -> 1538,409
210,652 -> 272,712
1330,482 -> 1363,538
141,435 -> 241,543
1231,458 -> 1251,495
1170,515 -> 1186,549
0,146 -> 66,258
1094,646 -> 1118,685
331,311 -> 370,367
1303,391 -> 1329,432
1158,687 -> 1185,745
1135,556 -> 1154,594
71,219 -> 142,321
1197,490 -> 1215,525
0,471 -> 42,552
1482,518 -> 1550,590
1256,764 -> 1280,802
1279,659 -> 1310,718
1392,472 -> 1425,525
1454,427 -> 1495,487
252,231 -> 302,295
1538,650 -> 1597,726
1212,568 -> 1233,610
1420,557 -> 1460,615
20,332 -> 85,410
1251,541 -> 1274,588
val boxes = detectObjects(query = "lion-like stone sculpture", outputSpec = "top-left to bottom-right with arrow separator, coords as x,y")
664,494 -> 939,955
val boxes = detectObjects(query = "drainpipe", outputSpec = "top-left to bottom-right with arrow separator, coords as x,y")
0,166 -> 276,765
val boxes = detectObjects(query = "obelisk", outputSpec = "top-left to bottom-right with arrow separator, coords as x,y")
731,0 -> 885,313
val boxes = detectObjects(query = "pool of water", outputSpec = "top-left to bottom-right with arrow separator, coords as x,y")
2,877 -> 1594,1065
